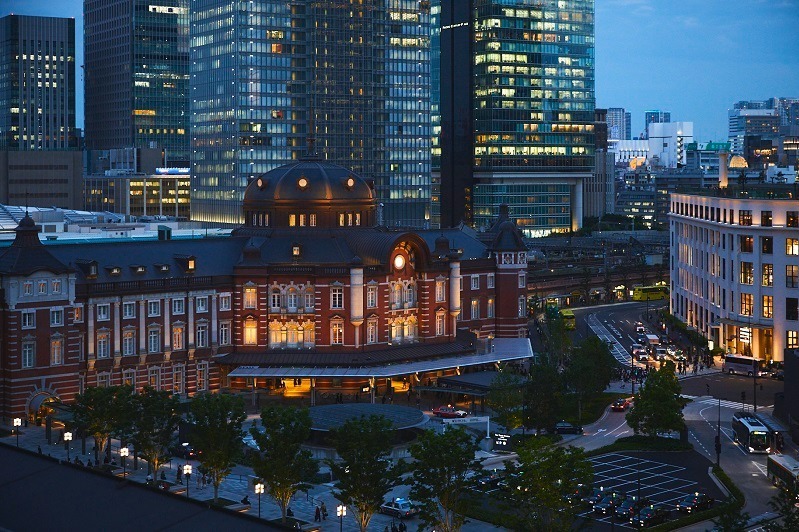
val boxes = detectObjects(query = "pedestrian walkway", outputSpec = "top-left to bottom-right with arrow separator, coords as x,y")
1,423 -> 503,531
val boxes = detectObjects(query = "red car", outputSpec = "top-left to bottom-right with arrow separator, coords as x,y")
433,405 -> 468,418
611,398 -> 631,412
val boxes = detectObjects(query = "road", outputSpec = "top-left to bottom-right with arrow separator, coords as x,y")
569,302 -> 788,526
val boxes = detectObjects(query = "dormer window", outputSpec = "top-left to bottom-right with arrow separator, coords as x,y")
89,264 -> 97,277
292,243 -> 302,258
132,265 -> 146,274
187,258 -> 195,271
174,255 -> 196,273
156,264 -> 170,273
110,267 -> 121,276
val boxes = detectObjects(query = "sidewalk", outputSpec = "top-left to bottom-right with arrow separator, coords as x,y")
0,423 -> 503,531
606,360 -> 722,395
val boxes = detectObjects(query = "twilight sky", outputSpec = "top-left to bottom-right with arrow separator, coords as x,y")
4,0 -> 799,140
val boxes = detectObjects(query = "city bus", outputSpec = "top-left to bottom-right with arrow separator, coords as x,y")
755,412 -> 787,453
560,309 -> 576,330
722,354 -> 769,377
632,286 -> 669,301
767,454 -> 799,490
731,412 -> 771,454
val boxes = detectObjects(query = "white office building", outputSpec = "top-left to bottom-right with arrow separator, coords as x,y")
670,188 -> 799,362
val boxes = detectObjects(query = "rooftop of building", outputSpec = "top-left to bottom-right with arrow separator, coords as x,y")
671,184 -> 799,201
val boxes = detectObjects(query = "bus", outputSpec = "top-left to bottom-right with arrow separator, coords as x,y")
755,412 -> 787,453
767,454 -> 799,490
560,309 -> 576,330
731,412 -> 771,454
722,354 -> 769,377
632,286 -> 669,301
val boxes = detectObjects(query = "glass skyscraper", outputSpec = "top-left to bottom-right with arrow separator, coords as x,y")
0,15 -> 77,150
84,0 -> 189,166
433,0 -> 595,236
190,0 -> 431,226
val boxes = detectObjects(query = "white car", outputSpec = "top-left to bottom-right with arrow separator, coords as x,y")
631,344 -> 648,361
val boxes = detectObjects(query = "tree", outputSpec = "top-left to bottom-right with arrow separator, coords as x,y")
486,368 -> 526,430
546,315 -> 571,367
503,439 -> 593,531
712,503 -> 750,531
410,428 -> 481,532
251,406 -> 317,523
626,362 -> 685,437
130,387 -> 181,479
72,385 -> 134,460
765,482 -> 799,531
523,364 -> 562,433
189,393 -> 247,504
328,415 -> 397,532
563,337 -> 616,422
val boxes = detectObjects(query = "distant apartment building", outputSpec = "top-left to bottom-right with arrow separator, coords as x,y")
84,1 -> 189,167
0,15 -> 77,151
643,110 -> 670,139
190,0 -> 431,227
433,0 -> 595,236
607,107 -> 631,141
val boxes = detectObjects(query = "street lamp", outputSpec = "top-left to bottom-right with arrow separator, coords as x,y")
183,464 -> 192,498
13,418 -> 21,447
337,504 -> 346,532
64,431 -> 72,462
120,446 -> 129,478
254,482 -> 264,518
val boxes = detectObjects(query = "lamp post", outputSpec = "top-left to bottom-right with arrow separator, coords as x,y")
64,431 -> 72,462
183,464 -> 192,498
120,446 -> 129,478
337,504 -> 346,532
254,483 -> 264,518
13,418 -> 21,447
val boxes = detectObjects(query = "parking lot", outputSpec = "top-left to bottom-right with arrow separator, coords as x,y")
577,452 -> 725,530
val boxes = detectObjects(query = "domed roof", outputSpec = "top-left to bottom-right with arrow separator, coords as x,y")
729,155 -> 748,169
244,160 -> 373,205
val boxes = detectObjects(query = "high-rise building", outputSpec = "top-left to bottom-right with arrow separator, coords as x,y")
0,15 -> 77,150
643,110 -> 670,139
190,1 -> 431,226
433,0 -> 595,237
607,107 -> 631,141
84,1 -> 189,167
728,108 -> 779,155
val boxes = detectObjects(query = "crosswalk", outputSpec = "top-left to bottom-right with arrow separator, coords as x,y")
693,396 -> 774,411
585,313 -> 636,366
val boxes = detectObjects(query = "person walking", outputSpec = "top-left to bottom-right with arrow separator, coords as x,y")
321,502 -> 328,520
314,506 -> 321,522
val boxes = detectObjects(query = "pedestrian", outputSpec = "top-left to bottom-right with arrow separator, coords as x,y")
176,467 -> 183,485
37,445 -> 42,454
160,470 -> 167,481
315,506 -> 321,522
321,502 -> 328,520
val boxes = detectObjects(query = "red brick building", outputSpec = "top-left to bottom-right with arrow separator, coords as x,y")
0,159 -> 531,422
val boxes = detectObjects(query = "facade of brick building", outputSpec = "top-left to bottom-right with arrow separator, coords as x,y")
0,159 -> 531,422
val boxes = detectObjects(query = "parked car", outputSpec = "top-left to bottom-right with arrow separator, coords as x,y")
379,498 -> 419,519
582,487 -> 604,505
675,492 -> 714,513
553,421 -> 583,434
633,506 -> 670,527
566,483 -> 592,505
772,370 -> 785,381
611,398 -> 631,412
615,495 -> 650,521
593,492 -> 624,515
432,405 -> 468,418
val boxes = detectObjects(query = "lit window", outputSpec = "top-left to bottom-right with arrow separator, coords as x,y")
471,299 -> 479,320
436,313 -> 446,336
331,321 -> 344,345
739,262 -> 753,285
367,320 -> 378,344
172,326 -> 184,350
487,298 -> 495,318
52,279 -> 62,294
245,286 -> 258,309
762,295 -> 773,319
740,293 -> 753,317
788,330 -> 799,349
788,238 -> 799,256
173,366 -> 184,394
74,305 -> 83,323
244,318 -> 258,345
148,367 -> 161,390
762,264 -> 773,287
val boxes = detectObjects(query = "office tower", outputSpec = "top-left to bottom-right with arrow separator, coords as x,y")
0,15 -> 77,150
606,107 -> 631,141
84,1 -> 189,167
643,110 -> 670,139
728,108 -> 779,154
190,1 -> 431,226
433,0 -> 595,236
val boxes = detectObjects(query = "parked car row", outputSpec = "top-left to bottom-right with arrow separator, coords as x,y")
577,487 -> 714,528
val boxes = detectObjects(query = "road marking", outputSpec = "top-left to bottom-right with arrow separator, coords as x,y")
754,462 -> 768,476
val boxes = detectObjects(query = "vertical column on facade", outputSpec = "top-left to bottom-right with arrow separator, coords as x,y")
113,301 -> 122,366
163,295 -> 171,360
87,303 -> 96,370
350,267 -> 364,349
448,260 -> 461,338
138,300 -> 147,361
571,180 -> 584,232
211,294 -> 218,349
188,296 -> 195,359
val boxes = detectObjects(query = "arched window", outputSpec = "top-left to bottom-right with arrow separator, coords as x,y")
302,321 -> 315,347
286,323 -> 299,347
390,320 -> 403,342
392,284 -> 402,308
287,288 -> 298,311
404,283 -> 416,306
331,321 -> 344,345
270,287 -> 282,310
244,317 -> 258,345
404,317 -> 417,340
268,321 -> 282,347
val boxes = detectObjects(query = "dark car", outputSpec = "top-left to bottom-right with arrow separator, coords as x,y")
379,498 -> 419,519
553,421 -> 583,435
633,506 -> 669,527
615,495 -> 650,520
611,398 -> 631,412
171,442 -> 201,460
566,483 -> 592,505
467,469 -> 504,492
593,493 -> 623,515
582,487 -> 604,505
675,492 -> 714,513
772,370 -> 785,381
